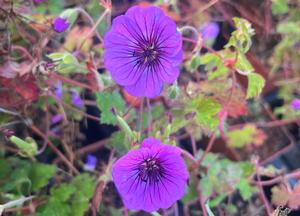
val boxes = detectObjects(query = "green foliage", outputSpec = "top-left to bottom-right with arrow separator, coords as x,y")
109,131 -> 129,154
47,52 -> 87,74
227,125 -> 256,148
182,177 -> 198,204
33,0 -> 63,15
246,73 -> 265,99
277,21 -> 300,34
186,55 -> 201,72
235,53 -> 254,75
60,9 -> 79,28
187,96 -> 221,130
37,174 -> 96,216
225,17 -> 255,53
95,91 -> 126,125
0,157 -> 56,195
115,115 -> 133,140
29,164 -> 56,192
272,0 -> 289,15
200,153 -> 256,204
168,82 -> 180,99
205,201 -> 215,216
200,53 -> 229,80
9,136 -> 38,157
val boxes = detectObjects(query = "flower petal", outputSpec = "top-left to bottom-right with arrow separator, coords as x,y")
125,66 -> 163,98
141,137 -> 162,149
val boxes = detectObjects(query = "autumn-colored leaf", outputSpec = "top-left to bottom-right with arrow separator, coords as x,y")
288,181 -> 300,209
196,80 -> 248,118
0,61 -> 33,78
227,124 -> 267,148
271,181 -> 300,210
122,89 -> 142,108
64,26 -> 93,53
0,74 -> 39,105
271,184 -> 290,207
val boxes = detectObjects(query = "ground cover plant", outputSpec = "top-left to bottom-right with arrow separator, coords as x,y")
1,0 -> 300,215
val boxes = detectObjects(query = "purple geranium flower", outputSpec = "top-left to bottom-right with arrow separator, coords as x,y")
54,81 -> 63,100
53,17 -> 69,33
84,154 -> 97,171
104,6 -> 183,98
51,114 -> 63,124
71,90 -> 83,108
200,22 -> 219,41
291,99 -> 300,110
112,138 -> 188,212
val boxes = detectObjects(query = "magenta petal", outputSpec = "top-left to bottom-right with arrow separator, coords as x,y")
104,6 -> 182,98
125,67 -> 163,98
141,137 -> 162,149
112,138 -> 188,212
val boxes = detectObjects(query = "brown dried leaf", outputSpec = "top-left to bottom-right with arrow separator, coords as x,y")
271,185 -> 290,207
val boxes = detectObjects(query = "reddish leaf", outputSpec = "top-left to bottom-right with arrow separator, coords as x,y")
0,74 -> 39,106
289,182 -> 300,209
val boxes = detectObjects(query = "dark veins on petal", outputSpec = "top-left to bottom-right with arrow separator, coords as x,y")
121,17 -> 171,71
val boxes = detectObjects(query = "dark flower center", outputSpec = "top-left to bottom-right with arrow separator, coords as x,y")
138,157 -> 163,183
133,43 -> 158,66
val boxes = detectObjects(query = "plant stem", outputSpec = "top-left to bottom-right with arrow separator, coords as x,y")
198,133 -> 216,165
146,98 -> 152,137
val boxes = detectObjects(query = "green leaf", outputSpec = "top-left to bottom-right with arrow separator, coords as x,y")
246,73 -> 265,98
9,136 -> 38,157
277,22 -> 300,34
227,125 -> 256,148
116,115 -> 133,140
96,91 -> 125,125
210,194 -> 226,207
187,97 -> 221,130
51,183 -> 76,202
62,53 -> 78,65
47,52 -> 86,74
47,52 -> 65,61
0,159 -> 11,179
29,163 -> 56,192
240,161 -> 255,177
182,178 -> 198,204
0,158 -> 57,196
37,199 -> 71,216
237,179 -> 256,200
272,0 -> 289,15
186,55 -> 201,72
168,82 -> 180,99
225,17 -> 255,53
199,153 -> 255,202
200,176 -> 213,199
235,53 -> 254,75
70,174 -> 96,216
37,174 -> 96,216
60,8 -> 79,28
109,131 -> 129,154
200,53 -> 229,80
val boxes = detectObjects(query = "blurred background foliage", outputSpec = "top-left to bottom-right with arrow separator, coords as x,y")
1,0 -> 300,215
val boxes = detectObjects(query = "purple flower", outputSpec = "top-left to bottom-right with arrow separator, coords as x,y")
291,99 -> 300,110
54,81 -> 63,100
112,138 -> 188,212
104,6 -> 183,98
84,154 -> 97,171
71,90 -> 83,108
33,0 -> 46,3
51,114 -> 63,124
200,22 -> 219,41
53,17 -> 69,33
